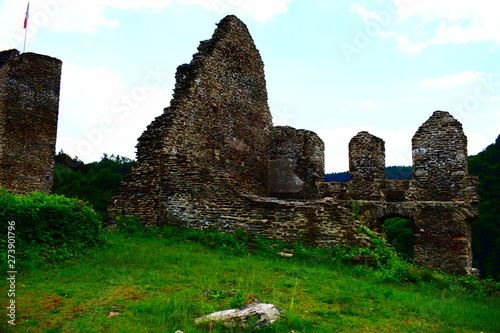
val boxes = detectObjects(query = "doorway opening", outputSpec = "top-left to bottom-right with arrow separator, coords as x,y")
383,217 -> 414,261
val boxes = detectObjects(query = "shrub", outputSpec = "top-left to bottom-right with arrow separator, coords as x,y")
114,215 -> 148,237
0,187 -> 105,264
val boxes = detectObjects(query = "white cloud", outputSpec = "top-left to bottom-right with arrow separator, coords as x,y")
0,0 -> 288,48
379,31 -> 395,39
43,0 -> 174,33
416,70 -> 485,90
317,126 -> 414,173
0,0 -> 171,44
181,0 -> 292,22
394,0 -> 500,54
466,131 -> 496,156
350,3 -> 383,22
405,96 -> 427,103
341,100 -> 376,113
317,126 -> 365,172
57,62 -> 170,162
396,33 -> 426,55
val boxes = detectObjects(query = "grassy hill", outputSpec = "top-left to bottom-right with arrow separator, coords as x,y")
6,225 -> 499,333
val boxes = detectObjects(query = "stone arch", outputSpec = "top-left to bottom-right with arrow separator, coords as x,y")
365,203 -> 419,232
364,203 -> 419,260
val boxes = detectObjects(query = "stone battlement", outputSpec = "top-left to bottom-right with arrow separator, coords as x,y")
109,15 -> 478,275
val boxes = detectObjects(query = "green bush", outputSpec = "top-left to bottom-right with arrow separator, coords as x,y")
0,187 -> 105,264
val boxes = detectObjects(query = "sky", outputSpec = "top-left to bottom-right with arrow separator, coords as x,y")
1,0 -> 499,173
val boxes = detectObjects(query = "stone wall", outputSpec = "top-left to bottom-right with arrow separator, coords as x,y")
0,49 -> 62,194
110,15 -> 479,275
347,131 -> 385,200
267,126 -> 324,199
412,111 -> 472,201
349,131 -> 385,181
111,15 -> 273,224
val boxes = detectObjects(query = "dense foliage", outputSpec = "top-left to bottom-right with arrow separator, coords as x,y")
53,151 -> 134,220
0,188 -> 105,264
469,135 -> 500,279
384,217 -> 413,260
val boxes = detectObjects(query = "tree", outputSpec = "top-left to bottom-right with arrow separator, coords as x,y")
469,135 -> 500,279
53,152 -> 134,221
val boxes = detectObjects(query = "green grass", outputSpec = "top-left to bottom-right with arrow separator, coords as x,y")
2,227 -> 500,333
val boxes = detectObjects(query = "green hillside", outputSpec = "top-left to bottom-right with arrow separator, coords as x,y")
3,226 -> 500,332
2,140 -> 500,331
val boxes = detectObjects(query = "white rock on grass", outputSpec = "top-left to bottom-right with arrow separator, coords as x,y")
195,303 -> 281,328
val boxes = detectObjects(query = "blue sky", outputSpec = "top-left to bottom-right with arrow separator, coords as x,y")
1,0 -> 499,172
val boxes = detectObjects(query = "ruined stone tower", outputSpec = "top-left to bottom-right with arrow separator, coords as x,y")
0,49 -> 62,194
110,16 -> 478,274
111,15 -> 274,224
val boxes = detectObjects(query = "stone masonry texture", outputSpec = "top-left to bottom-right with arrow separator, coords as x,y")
109,16 -> 479,275
267,126 -> 324,199
0,49 -> 62,194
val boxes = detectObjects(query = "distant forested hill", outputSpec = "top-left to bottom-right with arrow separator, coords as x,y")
325,166 -> 412,181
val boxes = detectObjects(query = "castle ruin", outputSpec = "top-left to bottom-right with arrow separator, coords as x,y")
108,15 -> 479,275
0,49 -> 62,194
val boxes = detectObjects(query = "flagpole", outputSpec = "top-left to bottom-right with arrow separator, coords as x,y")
23,1 -> 30,53
23,26 -> 28,53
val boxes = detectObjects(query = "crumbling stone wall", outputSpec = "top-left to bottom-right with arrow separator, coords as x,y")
412,111 -> 470,201
110,16 -> 478,275
111,15 -> 273,224
0,49 -> 62,194
267,126 -> 324,199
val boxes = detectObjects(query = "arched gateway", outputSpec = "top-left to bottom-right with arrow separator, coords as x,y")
109,16 -> 479,275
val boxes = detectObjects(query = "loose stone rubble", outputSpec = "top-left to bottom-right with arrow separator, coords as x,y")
109,15 -> 479,275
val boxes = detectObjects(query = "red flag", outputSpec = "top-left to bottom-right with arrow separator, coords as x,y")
23,2 -> 30,29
